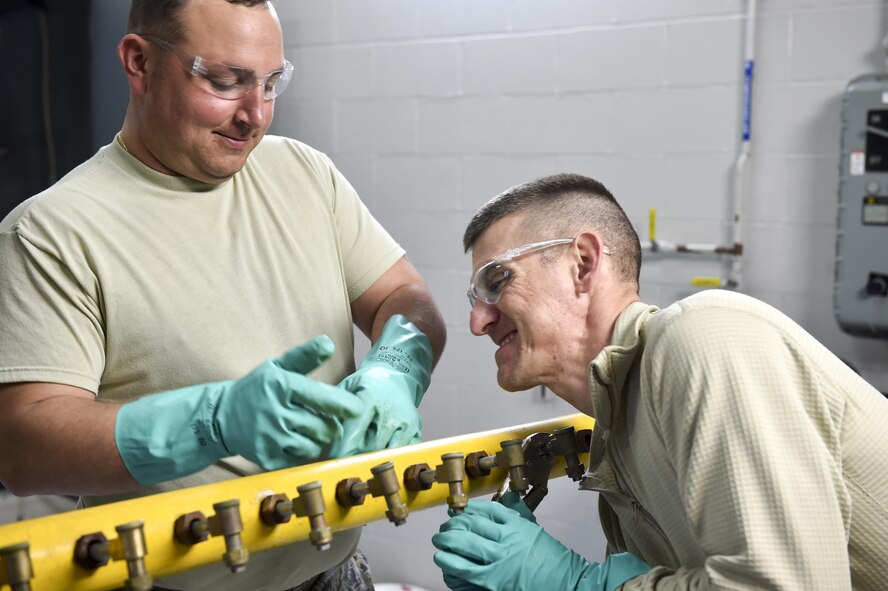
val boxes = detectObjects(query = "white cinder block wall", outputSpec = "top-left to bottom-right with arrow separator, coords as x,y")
271,1 -> 888,589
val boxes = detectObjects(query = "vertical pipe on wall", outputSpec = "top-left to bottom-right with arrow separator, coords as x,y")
729,0 -> 757,290
36,7 -> 58,184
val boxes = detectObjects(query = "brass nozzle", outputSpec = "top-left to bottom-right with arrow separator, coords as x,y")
497,439 -> 529,493
0,542 -> 34,591
210,499 -> 248,573
368,461 -> 408,526
296,481 -> 332,551
115,520 -> 153,591
436,452 -> 467,513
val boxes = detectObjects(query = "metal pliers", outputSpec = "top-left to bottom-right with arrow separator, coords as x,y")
492,426 -> 592,512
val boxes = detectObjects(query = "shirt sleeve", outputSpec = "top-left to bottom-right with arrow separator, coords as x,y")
322,154 -> 405,302
0,218 -> 105,392
636,302 -> 852,590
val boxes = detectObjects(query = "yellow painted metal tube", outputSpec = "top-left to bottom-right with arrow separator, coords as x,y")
0,413 -> 595,591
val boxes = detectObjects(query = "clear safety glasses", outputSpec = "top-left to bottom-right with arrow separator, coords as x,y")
139,34 -> 294,101
467,238 -> 615,308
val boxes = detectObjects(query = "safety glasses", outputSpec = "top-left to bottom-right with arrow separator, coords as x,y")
467,238 -> 615,308
139,34 -> 294,101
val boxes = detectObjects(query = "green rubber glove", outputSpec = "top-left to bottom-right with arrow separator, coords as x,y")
115,336 -> 364,485
440,492 -> 536,591
432,499 -> 650,591
330,314 -> 433,457
498,490 -> 537,522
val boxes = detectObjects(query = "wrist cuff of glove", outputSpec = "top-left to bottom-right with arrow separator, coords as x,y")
365,314 -> 433,403
115,385 -> 228,486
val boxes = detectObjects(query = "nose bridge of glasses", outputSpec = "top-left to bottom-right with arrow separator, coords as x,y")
468,295 -> 495,335
467,289 -> 501,321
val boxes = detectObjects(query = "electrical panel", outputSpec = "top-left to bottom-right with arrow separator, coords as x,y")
835,74 -> 888,338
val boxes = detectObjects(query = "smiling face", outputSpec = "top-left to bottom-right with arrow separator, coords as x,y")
132,0 -> 284,184
468,215 -> 585,394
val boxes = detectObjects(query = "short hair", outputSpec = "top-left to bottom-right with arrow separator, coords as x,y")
127,0 -> 271,42
463,173 -> 641,285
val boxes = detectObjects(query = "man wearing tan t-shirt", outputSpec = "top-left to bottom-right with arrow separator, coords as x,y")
0,1 -> 445,590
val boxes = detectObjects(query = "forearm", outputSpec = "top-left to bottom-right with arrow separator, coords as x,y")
351,257 -> 446,368
368,282 -> 446,367
0,383 -> 139,496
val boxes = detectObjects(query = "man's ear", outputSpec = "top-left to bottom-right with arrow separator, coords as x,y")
573,231 -> 608,294
118,34 -> 151,94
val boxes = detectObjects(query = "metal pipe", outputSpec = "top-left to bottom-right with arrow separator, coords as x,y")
640,240 -> 743,256
729,0 -> 758,289
0,413 -> 593,591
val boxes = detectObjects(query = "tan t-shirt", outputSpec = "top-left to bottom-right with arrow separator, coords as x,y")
0,135 -> 405,590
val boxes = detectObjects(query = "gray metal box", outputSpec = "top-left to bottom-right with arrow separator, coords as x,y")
835,73 -> 888,338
